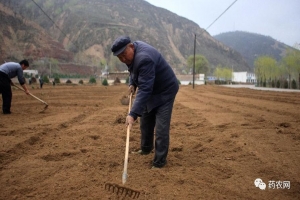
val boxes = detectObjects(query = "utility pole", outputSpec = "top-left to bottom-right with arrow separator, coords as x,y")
193,34 -> 196,89
231,65 -> 233,84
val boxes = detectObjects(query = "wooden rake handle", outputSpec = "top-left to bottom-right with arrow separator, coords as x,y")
13,84 -> 48,106
122,93 -> 133,184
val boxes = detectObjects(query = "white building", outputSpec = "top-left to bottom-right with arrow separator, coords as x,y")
176,74 -> 205,85
24,70 -> 38,76
232,72 -> 256,83
199,74 -> 205,85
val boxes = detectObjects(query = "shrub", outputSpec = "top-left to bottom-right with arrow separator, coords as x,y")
271,80 -> 275,88
125,76 -> 129,84
215,80 -> 226,85
102,78 -> 108,86
78,80 -> 84,84
284,80 -> 288,88
291,79 -> 297,89
114,77 -> 121,85
89,77 -> 96,84
54,77 -> 60,83
42,75 -> 49,83
66,79 -> 72,84
31,77 -> 37,83
276,80 -> 280,88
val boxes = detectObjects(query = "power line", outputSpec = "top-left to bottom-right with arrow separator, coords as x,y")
192,0 -> 238,88
206,0 -> 238,31
30,0 -> 78,50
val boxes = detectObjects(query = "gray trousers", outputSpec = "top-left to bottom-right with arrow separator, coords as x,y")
140,97 -> 176,167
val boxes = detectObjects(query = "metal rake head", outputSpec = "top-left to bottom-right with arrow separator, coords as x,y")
39,104 -> 48,113
105,183 -> 140,199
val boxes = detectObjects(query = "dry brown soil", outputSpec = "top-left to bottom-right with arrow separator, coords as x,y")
1,84 -> 299,200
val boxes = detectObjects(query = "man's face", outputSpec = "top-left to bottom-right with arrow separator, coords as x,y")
117,44 -> 134,65
21,64 -> 28,70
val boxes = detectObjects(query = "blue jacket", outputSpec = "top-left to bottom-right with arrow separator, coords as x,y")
127,41 -> 179,118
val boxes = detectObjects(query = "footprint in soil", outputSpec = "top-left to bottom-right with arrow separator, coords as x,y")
278,122 -> 291,128
114,115 -> 126,124
41,151 -> 79,161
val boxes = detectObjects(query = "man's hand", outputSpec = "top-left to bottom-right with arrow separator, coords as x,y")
128,85 -> 136,95
126,115 -> 135,130
21,84 -> 30,95
24,89 -> 30,95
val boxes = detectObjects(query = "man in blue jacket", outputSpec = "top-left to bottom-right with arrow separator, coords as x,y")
0,60 -> 30,114
111,36 -> 179,168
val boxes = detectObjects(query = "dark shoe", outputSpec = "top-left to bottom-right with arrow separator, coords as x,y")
151,164 -> 166,169
131,150 -> 151,155
152,160 -> 167,169
3,111 -> 11,114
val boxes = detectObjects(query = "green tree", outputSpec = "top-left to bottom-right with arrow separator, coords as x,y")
100,59 -> 107,70
89,77 -> 96,84
214,65 -> 222,80
254,56 -> 277,87
102,78 -> 108,86
49,58 -> 59,78
291,79 -> 297,89
187,54 -> 209,74
42,75 -> 49,83
54,77 -> 60,83
214,65 -> 232,84
282,49 -> 300,89
276,64 -> 287,88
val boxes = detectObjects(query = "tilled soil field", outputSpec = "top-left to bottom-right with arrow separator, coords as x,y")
0,84 -> 299,200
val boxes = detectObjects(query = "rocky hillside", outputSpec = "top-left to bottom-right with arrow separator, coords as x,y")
214,31 -> 295,68
0,0 -> 251,75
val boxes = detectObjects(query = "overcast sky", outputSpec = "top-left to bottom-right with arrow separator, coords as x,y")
145,0 -> 300,46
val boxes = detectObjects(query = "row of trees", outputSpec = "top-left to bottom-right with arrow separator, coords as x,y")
254,49 -> 300,89
186,54 -> 233,83
185,49 -> 300,89
214,66 -> 232,83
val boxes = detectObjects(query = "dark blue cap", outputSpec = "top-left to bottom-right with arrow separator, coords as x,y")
111,36 -> 131,56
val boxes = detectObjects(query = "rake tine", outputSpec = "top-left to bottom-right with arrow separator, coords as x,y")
105,183 -> 113,191
125,189 -> 131,197
105,183 -> 109,190
133,191 -> 140,199
113,185 -> 117,193
118,187 -> 124,195
105,183 -> 140,199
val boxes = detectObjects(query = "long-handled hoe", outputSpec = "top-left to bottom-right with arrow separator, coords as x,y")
13,84 -> 48,112
122,92 -> 133,184
105,93 -> 140,199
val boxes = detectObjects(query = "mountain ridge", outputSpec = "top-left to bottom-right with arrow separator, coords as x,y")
214,31 -> 295,68
0,0 -> 255,75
